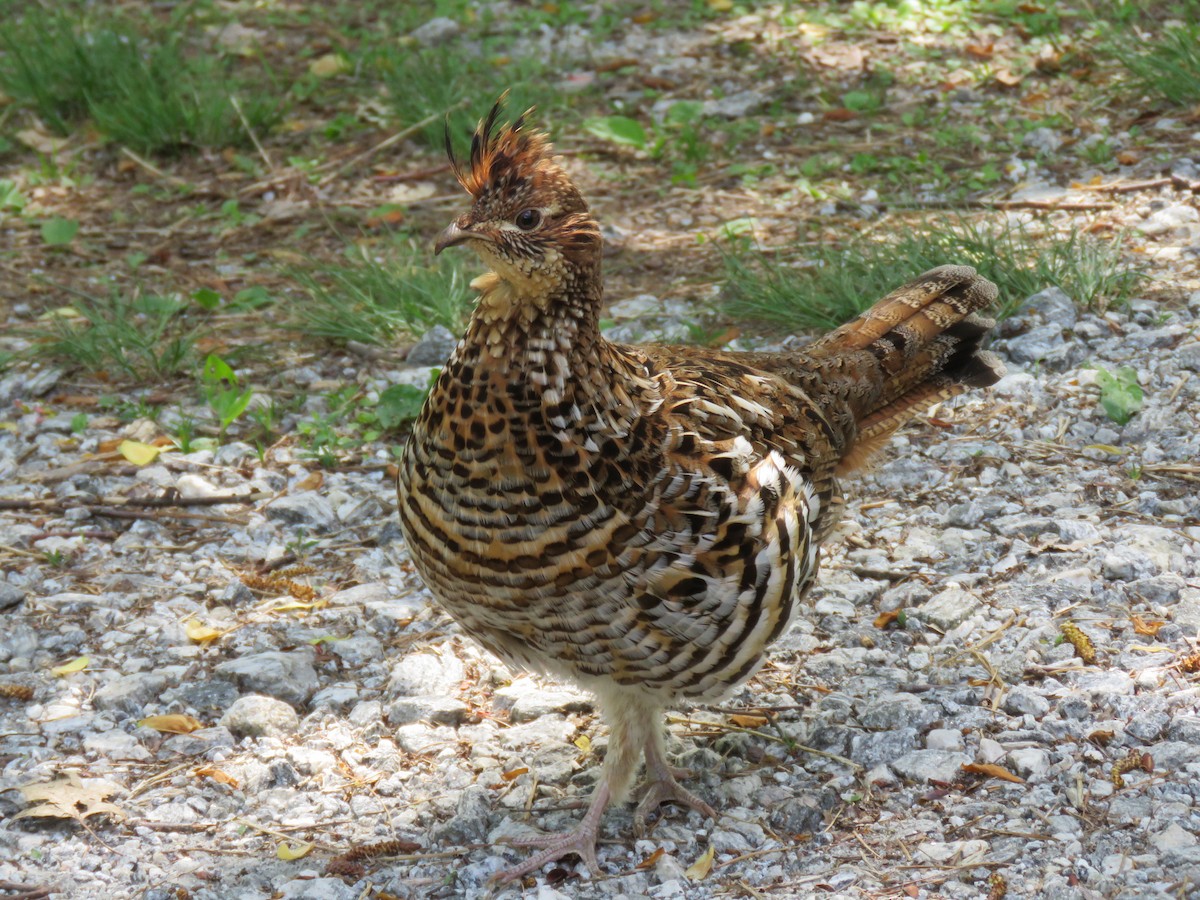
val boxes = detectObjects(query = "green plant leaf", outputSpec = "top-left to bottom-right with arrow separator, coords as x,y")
841,90 -> 878,112
41,217 -> 79,245
192,288 -> 222,310
664,101 -> 704,126
583,115 -> 647,149
376,383 -> 428,429
202,354 -> 237,386
231,286 -> 273,310
1094,366 -> 1143,426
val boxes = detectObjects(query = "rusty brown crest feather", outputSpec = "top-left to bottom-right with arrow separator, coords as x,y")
445,93 -> 565,202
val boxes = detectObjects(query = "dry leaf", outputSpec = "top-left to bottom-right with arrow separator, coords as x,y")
708,0 -> 733,10
1131,615 -> 1164,637
961,762 -> 1025,784
1087,729 -> 1115,746
994,69 -> 1023,88
118,440 -> 161,466
278,841 -> 314,860
874,610 -> 901,629
822,108 -> 857,122
14,772 -> 126,823
139,714 -> 203,734
729,714 -> 768,728
685,845 -> 715,881
308,54 -> 350,77
636,847 -> 665,869
50,655 -> 89,676
185,620 -> 222,643
37,306 -> 86,321
965,42 -> 994,59
271,599 -> 326,612
595,57 -> 640,73
501,767 -> 529,781
17,128 -> 69,154
573,734 -> 592,753
295,471 -> 325,491
195,766 -> 238,787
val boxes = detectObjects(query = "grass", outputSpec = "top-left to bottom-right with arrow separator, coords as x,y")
290,243 -> 476,345
720,219 -> 1145,332
374,42 -> 577,148
1108,21 -> 1200,106
31,291 -> 205,381
0,5 -> 283,154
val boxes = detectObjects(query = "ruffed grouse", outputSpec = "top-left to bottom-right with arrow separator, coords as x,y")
397,99 -> 1005,883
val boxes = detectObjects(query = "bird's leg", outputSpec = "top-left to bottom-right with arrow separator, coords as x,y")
492,777 -> 611,883
492,694 -> 650,885
634,726 -> 717,836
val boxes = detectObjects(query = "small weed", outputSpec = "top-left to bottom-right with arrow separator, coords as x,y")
0,179 -> 28,213
70,412 -> 88,434
290,243 -> 474,345
1079,136 -> 1117,167
33,291 -> 203,381
1093,366 -> 1144,425
721,219 -> 1144,332
99,395 -> 162,423
585,102 -> 713,186
298,378 -> 432,467
201,355 -> 254,440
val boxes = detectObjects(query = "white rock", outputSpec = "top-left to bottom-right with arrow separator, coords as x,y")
1008,748 -> 1050,779
220,694 -> 300,737
926,728 -> 965,751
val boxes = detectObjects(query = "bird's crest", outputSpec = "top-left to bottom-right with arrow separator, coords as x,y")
445,93 -> 579,208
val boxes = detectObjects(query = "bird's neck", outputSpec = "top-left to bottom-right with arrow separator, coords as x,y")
462,265 -> 605,370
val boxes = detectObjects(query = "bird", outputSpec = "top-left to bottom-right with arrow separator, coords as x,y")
396,96 -> 1005,884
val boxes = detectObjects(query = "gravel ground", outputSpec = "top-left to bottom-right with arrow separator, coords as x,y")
3,26 -> 1200,892
3,259 -> 1199,899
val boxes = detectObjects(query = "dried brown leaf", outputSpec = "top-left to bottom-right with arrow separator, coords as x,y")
139,714 -> 204,734
14,772 -> 126,823
729,714 -> 768,728
994,69 -> 1023,88
1131,615 -> 1164,637
636,847 -> 665,869
961,762 -> 1025,784
194,766 -> 238,787
874,610 -> 901,629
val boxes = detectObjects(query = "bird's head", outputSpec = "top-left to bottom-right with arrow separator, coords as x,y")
435,96 -> 601,302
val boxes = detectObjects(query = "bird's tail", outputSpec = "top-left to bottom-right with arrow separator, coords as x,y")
804,265 -> 1006,473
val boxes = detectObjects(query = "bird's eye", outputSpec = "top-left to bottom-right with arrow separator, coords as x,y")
514,208 -> 542,231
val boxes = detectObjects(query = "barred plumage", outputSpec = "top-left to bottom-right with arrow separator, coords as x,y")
396,98 -> 1004,883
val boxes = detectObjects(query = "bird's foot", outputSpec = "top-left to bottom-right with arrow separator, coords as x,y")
492,821 -> 603,885
633,767 -> 717,836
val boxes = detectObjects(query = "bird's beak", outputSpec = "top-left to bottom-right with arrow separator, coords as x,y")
434,222 -> 473,255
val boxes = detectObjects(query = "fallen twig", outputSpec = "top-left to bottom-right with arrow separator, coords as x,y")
0,491 -> 267,512
1079,175 -> 1200,194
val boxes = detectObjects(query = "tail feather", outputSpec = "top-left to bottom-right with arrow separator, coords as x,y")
809,265 -> 1005,473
